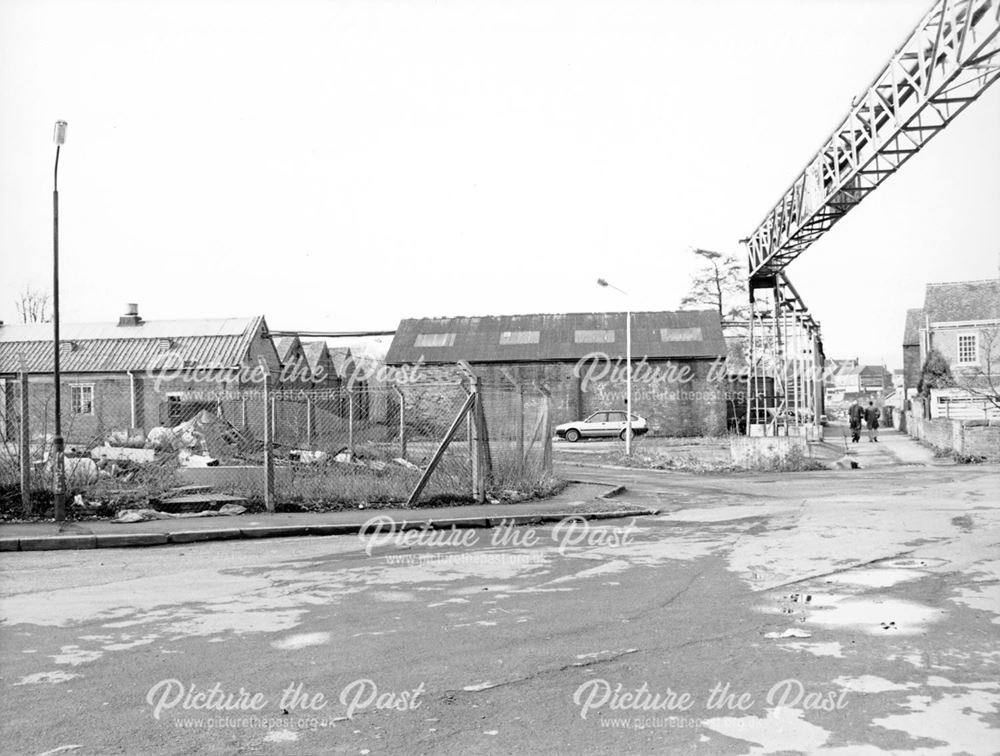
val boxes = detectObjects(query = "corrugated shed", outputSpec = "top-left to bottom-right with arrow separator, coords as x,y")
903,308 -> 924,346
385,311 -> 725,365
0,316 -> 268,374
923,279 -> 1000,324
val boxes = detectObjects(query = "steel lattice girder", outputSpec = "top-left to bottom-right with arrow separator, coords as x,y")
746,0 -> 1000,280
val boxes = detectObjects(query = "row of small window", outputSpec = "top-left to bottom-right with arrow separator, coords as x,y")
414,327 -> 703,348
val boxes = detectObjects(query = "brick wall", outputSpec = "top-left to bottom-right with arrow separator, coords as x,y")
8,375 -> 134,446
400,358 -> 727,437
903,344 -> 921,391
961,424 -> 1000,460
905,412 -> 1000,460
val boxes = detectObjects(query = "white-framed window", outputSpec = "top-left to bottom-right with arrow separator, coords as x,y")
660,327 -> 703,342
71,384 -> 94,415
414,333 -> 456,347
574,329 -> 616,343
957,333 -> 978,364
499,330 -> 540,345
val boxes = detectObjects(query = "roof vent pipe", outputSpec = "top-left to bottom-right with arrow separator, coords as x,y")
119,303 -> 143,327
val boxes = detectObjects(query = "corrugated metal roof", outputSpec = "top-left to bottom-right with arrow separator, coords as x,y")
0,316 -> 268,374
385,311 -> 725,365
923,279 -> 1000,324
0,317 -> 260,342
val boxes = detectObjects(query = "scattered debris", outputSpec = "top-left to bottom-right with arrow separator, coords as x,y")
177,450 -> 219,467
113,502 -> 247,523
91,445 -> 156,464
289,450 -> 329,464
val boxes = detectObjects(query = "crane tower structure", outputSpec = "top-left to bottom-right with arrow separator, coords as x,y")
742,0 -> 1000,435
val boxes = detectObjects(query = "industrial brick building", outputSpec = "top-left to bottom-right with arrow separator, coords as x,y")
385,310 -> 732,436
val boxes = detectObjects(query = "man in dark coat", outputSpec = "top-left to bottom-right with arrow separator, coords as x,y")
848,398 -> 863,443
865,401 -> 881,442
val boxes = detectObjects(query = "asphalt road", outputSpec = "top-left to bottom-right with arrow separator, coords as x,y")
1,457 -> 998,755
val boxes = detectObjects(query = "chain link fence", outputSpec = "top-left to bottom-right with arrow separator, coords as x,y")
1,375 -> 553,518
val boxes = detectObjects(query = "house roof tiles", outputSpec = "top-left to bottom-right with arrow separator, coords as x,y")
923,279 -> 1000,324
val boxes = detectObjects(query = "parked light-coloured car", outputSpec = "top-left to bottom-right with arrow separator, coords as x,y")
555,411 -> 649,442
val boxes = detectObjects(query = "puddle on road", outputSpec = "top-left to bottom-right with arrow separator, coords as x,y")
823,568 -> 928,588
832,675 -> 915,693
657,504 -> 797,523
702,707 -> 831,753
14,670 -> 80,685
777,641 -> 844,658
802,594 -> 944,636
872,688 -> 1000,756
270,632 -> 331,650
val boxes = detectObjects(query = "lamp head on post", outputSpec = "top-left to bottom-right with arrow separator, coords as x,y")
53,120 -> 68,145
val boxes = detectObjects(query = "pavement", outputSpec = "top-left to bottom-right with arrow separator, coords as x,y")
815,422 -> 944,467
1,456 -> 997,755
0,482 -> 653,552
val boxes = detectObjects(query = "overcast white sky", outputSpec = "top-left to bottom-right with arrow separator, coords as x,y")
1,0 -> 997,368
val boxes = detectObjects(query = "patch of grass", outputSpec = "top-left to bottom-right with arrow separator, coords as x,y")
749,446 -> 828,473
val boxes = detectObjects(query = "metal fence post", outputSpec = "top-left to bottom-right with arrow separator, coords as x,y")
467,386 -> 478,502
394,385 -> 407,459
263,373 -> 275,513
19,373 -> 30,516
516,384 -> 525,464
539,385 -> 553,474
305,396 -> 314,448
348,391 -> 355,455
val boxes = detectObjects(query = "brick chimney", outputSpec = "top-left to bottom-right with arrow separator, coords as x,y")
118,303 -> 143,327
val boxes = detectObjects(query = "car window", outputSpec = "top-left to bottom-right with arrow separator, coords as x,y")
607,412 -> 626,421
585,413 -> 604,423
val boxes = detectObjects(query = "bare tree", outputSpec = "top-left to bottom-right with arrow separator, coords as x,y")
953,326 -> 1000,411
680,248 -> 748,321
15,286 -> 51,323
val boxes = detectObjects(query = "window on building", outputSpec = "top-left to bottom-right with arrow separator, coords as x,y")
71,385 -> 94,415
660,327 -> 703,342
414,333 -> 456,347
499,330 -> 540,345
574,329 -> 615,343
957,334 -> 978,364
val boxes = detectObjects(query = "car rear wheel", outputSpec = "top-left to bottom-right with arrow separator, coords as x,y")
565,428 -> 581,443
620,428 -> 635,441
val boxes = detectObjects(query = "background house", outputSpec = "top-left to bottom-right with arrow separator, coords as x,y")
904,279 -> 1000,420
385,310 -> 730,436
0,304 -> 280,445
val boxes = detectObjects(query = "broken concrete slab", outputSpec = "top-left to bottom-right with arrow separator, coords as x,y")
90,446 -> 156,464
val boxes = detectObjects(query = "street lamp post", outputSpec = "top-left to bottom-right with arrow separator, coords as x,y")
52,120 -> 68,521
597,278 -> 632,456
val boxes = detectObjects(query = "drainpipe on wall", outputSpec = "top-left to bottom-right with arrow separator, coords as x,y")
127,371 -> 137,429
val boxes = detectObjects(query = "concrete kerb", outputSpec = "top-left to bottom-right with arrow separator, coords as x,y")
1,482 -> 653,551
3,508 -> 659,552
